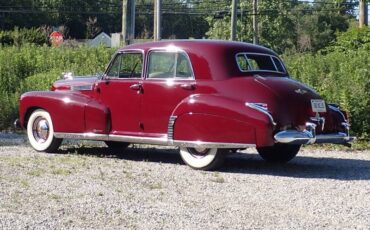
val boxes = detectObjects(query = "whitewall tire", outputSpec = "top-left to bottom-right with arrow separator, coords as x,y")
27,109 -> 62,152
180,147 -> 226,170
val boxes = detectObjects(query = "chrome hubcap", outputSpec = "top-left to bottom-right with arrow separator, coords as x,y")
32,117 -> 49,143
188,148 -> 210,159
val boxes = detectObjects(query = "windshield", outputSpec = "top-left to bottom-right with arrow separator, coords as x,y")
236,53 -> 286,74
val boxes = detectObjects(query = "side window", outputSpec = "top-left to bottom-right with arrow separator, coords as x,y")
272,57 -> 286,73
148,51 -> 193,79
246,54 -> 275,71
148,52 -> 176,78
236,53 -> 286,73
236,54 -> 249,71
106,52 -> 143,78
176,53 -> 192,78
107,55 -> 121,77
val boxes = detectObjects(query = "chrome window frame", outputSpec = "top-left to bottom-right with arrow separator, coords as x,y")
145,48 -> 195,81
235,52 -> 287,74
104,49 -> 145,80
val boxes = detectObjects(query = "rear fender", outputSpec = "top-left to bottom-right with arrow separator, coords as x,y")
171,94 -> 274,146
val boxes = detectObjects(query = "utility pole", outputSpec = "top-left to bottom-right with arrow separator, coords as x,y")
359,0 -> 368,28
154,0 -> 161,41
127,0 -> 135,43
253,0 -> 259,44
121,0 -> 135,45
122,0 -> 127,45
230,0 -> 237,41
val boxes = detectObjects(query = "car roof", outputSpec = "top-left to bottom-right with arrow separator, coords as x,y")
119,40 -> 280,80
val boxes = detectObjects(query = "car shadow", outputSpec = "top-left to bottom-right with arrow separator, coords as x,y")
57,146 -> 370,181
223,153 -> 370,181
58,145 -> 183,165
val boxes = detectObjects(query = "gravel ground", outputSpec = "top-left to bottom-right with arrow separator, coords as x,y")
0,136 -> 370,229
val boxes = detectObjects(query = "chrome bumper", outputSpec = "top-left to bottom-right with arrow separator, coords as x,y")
274,122 -> 355,145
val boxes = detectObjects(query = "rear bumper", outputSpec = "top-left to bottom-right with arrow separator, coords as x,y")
274,122 -> 355,145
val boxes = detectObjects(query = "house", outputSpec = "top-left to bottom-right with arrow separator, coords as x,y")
88,32 -> 111,47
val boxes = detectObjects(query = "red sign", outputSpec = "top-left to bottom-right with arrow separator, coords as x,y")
49,31 -> 63,46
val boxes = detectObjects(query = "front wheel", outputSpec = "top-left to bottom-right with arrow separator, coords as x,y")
180,147 -> 226,170
27,109 -> 62,153
257,143 -> 301,163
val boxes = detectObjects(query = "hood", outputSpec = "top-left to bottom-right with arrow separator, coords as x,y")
51,76 -> 98,91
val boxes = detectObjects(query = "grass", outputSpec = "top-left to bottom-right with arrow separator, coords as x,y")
27,168 -> 45,177
146,182 -> 163,190
19,179 -> 30,188
51,168 -> 72,176
49,194 -> 62,200
209,173 -> 226,183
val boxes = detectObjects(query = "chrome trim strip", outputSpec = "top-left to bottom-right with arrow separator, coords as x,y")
54,132 -> 168,145
173,140 -> 255,149
54,132 -> 109,141
245,102 -> 276,126
54,132 -> 253,149
109,135 -> 168,145
167,116 -> 177,144
71,85 -> 94,91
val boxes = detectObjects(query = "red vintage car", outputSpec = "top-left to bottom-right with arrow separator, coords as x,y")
18,40 -> 354,170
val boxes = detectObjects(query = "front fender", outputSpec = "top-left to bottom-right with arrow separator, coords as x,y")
20,91 -> 109,134
171,94 -> 275,146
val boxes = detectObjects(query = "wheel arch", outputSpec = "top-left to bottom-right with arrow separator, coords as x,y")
22,106 -> 44,129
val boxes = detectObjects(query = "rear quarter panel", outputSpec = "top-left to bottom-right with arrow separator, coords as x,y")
172,94 -> 275,146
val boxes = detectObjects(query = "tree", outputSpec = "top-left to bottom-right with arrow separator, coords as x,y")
205,0 -> 356,53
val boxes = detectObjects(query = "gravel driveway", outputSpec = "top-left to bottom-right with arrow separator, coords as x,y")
1,136 -> 370,229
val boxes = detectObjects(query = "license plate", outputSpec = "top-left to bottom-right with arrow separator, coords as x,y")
311,99 -> 326,113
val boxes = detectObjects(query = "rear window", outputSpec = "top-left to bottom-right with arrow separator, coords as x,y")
236,53 -> 286,73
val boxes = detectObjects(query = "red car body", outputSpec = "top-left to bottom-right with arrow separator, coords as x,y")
19,40 -> 354,170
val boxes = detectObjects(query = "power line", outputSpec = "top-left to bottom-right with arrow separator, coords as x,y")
0,0 -> 358,17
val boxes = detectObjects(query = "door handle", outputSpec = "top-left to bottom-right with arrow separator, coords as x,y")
130,83 -> 143,94
130,83 -> 142,90
180,83 -> 195,90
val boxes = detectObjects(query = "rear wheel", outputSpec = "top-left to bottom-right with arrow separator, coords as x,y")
257,143 -> 301,163
27,109 -> 62,153
180,147 -> 226,170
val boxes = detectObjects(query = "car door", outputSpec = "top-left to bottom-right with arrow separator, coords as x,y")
96,51 -> 144,135
140,50 -> 196,136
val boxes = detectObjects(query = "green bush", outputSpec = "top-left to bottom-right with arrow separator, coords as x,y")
285,49 -> 370,137
0,27 -> 50,46
285,27 -> 370,137
0,44 -> 115,129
